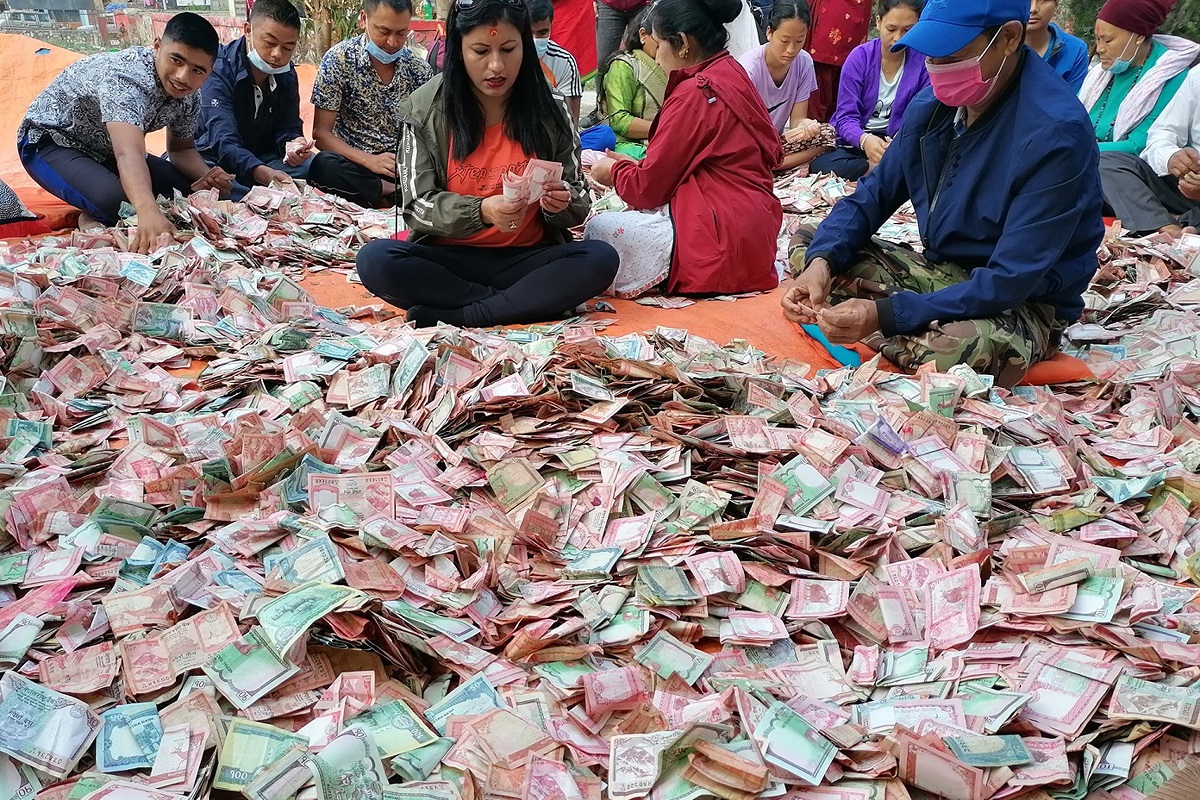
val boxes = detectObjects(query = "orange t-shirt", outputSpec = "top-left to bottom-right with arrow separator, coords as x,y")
440,123 -> 544,248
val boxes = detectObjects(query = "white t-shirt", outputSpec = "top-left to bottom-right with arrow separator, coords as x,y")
866,62 -> 904,134
725,0 -> 760,60
541,40 -> 582,98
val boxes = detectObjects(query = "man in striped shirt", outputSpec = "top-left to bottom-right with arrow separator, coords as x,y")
528,0 -> 582,125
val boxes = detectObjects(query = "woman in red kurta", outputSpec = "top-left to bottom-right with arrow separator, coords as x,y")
586,0 -> 783,297
807,0 -> 872,121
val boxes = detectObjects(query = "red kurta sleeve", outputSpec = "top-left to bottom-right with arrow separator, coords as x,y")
611,81 -> 719,210
808,0 -> 872,66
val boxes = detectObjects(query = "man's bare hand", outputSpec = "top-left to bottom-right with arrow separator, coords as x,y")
1167,147 -> 1200,179
364,152 -> 398,178
817,298 -> 881,344
284,137 -> 315,167
191,166 -> 234,195
781,258 -> 832,324
1180,172 -> 1200,201
253,165 -> 294,187
130,209 -> 177,255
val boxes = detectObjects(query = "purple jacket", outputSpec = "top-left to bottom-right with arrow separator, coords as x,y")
830,38 -> 929,148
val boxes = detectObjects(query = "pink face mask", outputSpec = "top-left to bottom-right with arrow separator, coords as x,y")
925,29 -> 1008,107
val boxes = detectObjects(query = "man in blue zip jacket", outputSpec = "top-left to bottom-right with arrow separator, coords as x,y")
1026,0 -> 1089,92
195,0 -> 314,196
782,0 -> 1103,387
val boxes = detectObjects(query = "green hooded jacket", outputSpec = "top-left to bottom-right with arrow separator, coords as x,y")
394,74 -> 591,244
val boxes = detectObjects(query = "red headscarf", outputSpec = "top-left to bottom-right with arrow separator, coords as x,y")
1097,0 -> 1175,37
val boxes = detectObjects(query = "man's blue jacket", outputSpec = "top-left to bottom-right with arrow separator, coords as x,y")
196,37 -> 304,185
807,48 -> 1104,337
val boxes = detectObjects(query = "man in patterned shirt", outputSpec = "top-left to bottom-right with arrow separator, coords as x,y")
17,13 -> 233,253
308,0 -> 434,208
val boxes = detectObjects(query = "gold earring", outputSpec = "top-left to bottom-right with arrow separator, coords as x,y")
682,46 -> 690,58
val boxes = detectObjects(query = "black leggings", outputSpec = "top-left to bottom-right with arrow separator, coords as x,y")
355,238 -> 619,327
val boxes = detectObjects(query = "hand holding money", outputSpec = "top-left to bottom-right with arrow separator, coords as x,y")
285,137 -> 315,166
503,159 -> 565,205
191,165 -> 234,195
482,195 -> 525,231
784,118 -> 821,143
502,170 -> 532,203
539,180 -> 571,215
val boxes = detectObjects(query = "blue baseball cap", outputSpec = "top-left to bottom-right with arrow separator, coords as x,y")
892,0 -> 1030,58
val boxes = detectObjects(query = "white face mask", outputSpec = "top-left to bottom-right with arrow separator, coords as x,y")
246,43 -> 291,75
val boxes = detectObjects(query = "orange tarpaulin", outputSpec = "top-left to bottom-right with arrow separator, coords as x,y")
290,273 -> 1093,386
0,35 -> 86,230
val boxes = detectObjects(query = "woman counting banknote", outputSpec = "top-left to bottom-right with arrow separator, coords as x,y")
585,0 -> 784,298
355,0 -> 618,327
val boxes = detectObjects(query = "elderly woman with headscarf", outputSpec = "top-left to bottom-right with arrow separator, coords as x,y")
1080,0 -> 1199,156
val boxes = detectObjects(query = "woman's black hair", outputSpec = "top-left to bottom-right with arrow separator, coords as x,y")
767,1 -> 810,31
620,6 -> 652,53
876,0 -> 924,18
442,0 -> 569,161
649,0 -> 742,60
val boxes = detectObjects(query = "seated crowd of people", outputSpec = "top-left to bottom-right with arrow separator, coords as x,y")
8,0 -> 1200,387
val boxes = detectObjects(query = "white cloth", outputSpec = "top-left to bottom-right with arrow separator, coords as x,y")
1142,64 -> 1200,176
725,0 -> 760,61
866,63 -> 903,134
585,208 -> 674,298
1079,35 -> 1200,143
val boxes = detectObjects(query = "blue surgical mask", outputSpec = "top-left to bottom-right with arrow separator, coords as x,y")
246,45 -> 291,75
1106,35 -> 1142,75
534,37 -> 550,58
366,38 -> 408,64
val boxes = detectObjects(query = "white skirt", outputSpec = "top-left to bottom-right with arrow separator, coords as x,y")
584,208 -> 674,299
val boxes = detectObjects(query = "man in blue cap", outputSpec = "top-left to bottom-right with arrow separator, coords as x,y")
781,0 -> 1103,387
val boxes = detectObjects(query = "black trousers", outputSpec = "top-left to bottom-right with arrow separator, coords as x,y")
1100,151 -> 1200,234
19,135 -> 193,225
356,238 -> 619,327
307,151 -> 395,208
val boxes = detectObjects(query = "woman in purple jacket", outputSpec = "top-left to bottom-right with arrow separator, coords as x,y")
809,0 -> 928,180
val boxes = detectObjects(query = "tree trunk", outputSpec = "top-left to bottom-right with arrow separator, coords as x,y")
318,14 -> 332,56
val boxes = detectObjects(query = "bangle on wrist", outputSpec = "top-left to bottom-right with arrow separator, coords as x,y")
859,133 -> 871,150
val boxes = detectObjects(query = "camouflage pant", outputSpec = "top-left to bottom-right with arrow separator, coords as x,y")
788,232 -> 1064,388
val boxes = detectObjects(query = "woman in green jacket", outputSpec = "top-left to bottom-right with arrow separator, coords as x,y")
602,8 -> 668,158
1079,0 -> 1199,156
354,0 -> 618,328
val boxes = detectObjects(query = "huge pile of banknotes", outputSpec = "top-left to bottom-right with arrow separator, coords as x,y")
1,188 -> 1200,800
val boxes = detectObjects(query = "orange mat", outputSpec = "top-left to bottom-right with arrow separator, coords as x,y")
295,270 -> 1094,385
